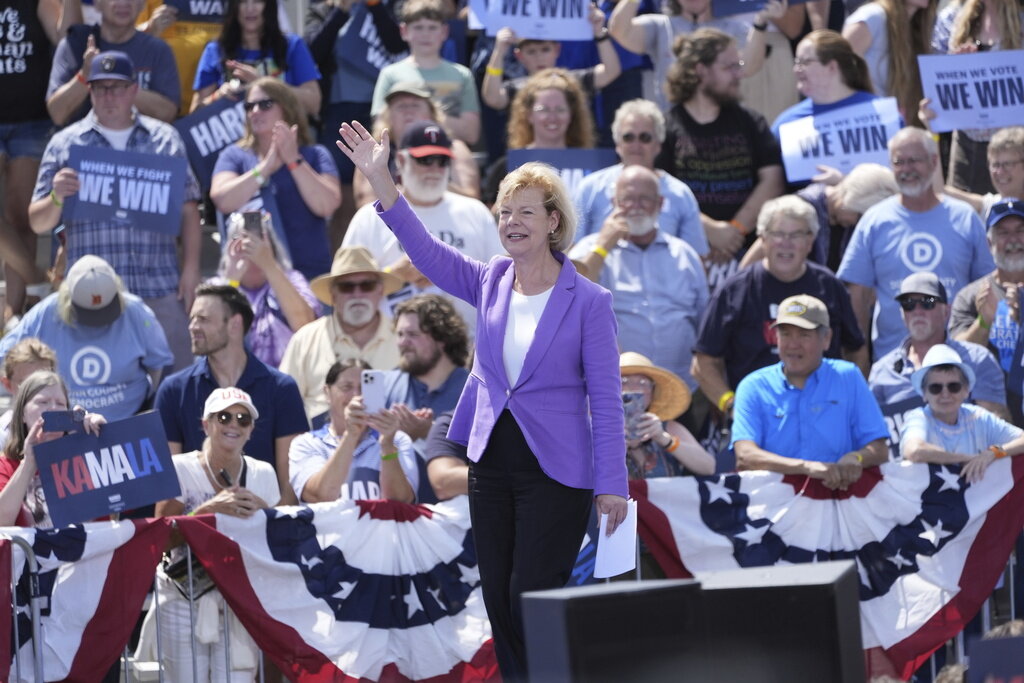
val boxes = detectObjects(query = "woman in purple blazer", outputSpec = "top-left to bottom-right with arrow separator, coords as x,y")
338,121 -> 628,682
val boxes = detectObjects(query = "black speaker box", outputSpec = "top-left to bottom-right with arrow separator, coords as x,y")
522,560 -> 864,683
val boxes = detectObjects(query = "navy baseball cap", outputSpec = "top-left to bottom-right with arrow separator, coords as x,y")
399,121 -> 453,158
987,198 -> 1024,230
88,51 -> 135,83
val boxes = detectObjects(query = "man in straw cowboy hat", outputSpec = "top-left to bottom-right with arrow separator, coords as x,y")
620,352 -> 715,478
732,294 -> 889,490
280,246 -> 404,422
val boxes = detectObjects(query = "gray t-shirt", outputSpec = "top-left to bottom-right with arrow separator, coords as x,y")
843,2 -> 889,97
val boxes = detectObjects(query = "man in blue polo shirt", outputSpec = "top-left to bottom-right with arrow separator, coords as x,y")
732,294 -> 889,490
155,283 -> 309,503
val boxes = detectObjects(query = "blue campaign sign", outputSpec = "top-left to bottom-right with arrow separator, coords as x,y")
966,635 -> 1024,683
880,396 -> 924,461
507,148 -> 618,195
712,0 -> 807,17
164,0 -> 225,23
63,145 -> 187,235
174,95 -> 246,192
338,3 -> 407,83
34,411 -> 181,528
918,50 -> 1024,133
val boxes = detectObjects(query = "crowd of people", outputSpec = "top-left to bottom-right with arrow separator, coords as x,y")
2,0 -> 1024,678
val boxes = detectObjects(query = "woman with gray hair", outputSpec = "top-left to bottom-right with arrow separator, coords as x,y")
901,344 -> 1024,483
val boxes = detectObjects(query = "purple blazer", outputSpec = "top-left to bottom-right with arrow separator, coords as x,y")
376,197 -> 628,498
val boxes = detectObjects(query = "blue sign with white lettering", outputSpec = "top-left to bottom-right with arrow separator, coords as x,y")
34,411 -> 181,527
164,0 -> 225,23
173,95 -> 247,192
64,145 -> 187,235
507,148 -> 618,195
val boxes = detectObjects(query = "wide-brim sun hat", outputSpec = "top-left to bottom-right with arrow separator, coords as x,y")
310,246 -> 404,306
910,344 -> 976,398
619,351 -> 691,420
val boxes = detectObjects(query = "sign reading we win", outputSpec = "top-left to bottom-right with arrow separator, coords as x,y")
483,0 -> 592,40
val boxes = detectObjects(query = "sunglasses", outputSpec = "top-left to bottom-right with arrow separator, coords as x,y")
899,296 -> 939,312
334,279 -> 380,294
926,382 -> 964,396
412,155 -> 450,168
243,98 -> 275,112
620,132 -> 655,144
215,411 -> 253,427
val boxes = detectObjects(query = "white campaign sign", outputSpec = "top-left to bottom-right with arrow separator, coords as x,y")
918,50 -> 1024,133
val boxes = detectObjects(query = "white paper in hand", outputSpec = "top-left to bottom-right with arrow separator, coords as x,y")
594,499 -> 637,579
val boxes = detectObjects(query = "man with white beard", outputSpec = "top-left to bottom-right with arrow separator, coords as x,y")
570,166 -> 709,403
279,247 -> 404,422
838,128 -> 995,362
341,121 -> 503,334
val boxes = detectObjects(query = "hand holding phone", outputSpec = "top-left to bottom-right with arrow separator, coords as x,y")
361,370 -> 387,414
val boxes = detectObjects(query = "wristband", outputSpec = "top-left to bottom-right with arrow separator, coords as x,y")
486,66 -> 504,77
717,390 -> 735,412
664,435 -> 681,453
381,451 -> 399,461
227,279 -> 240,288
366,0 -> 381,6
50,189 -> 64,208
595,28 -> 610,42
753,22 -> 767,31
990,445 -> 1008,459
729,219 -> 749,235
854,451 -> 864,464
76,71 -> 88,86
287,157 -> 305,171
977,313 -> 992,330
251,167 -> 265,186
592,245 -> 609,259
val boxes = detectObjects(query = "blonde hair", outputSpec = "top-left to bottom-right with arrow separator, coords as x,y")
507,68 -> 594,150
875,0 -> 937,126
949,0 -> 1021,51
2,339 -> 57,380
3,371 -> 68,461
57,271 -> 125,326
988,126 -> 1024,158
239,77 -> 312,150
495,162 -> 577,252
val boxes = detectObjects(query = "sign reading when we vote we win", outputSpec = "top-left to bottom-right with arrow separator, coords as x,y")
778,97 -> 901,183
34,412 -> 181,528
482,0 -> 592,41
918,50 -> 1024,133
64,145 -> 187,235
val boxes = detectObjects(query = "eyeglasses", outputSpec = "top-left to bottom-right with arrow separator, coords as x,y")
765,229 -> 813,242
532,105 -> 569,115
91,82 -> 133,96
988,159 -> 1024,172
334,279 -> 380,294
243,98 -> 275,112
793,57 -> 822,68
926,382 -> 964,396
891,156 -> 929,168
620,132 -> 655,144
899,296 -> 940,312
215,411 -> 253,427
411,155 -> 451,168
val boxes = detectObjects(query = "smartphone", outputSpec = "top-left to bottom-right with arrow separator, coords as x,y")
242,210 -> 264,238
622,392 -> 645,440
42,408 -> 86,434
361,370 -> 388,414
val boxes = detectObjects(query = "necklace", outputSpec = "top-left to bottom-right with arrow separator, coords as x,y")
201,450 -> 243,490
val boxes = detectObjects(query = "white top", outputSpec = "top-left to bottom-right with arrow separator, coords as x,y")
94,122 -> 133,151
172,450 -> 281,512
503,287 -> 552,387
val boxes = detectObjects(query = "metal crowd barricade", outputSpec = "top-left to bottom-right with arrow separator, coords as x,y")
2,534 -> 44,683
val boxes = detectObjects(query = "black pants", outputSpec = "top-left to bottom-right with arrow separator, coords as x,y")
469,411 -> 593,683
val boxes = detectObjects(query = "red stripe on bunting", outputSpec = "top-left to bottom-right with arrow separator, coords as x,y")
356,499 -> 435,522
64,519 -> 171,683
630,480 -> 691,578
780,465 -> 883,500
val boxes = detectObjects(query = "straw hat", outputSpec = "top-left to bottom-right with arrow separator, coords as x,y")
619,352 -> 691,420
310,246 -> 404,306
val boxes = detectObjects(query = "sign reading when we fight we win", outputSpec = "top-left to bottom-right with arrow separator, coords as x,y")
34,412 -> 180,527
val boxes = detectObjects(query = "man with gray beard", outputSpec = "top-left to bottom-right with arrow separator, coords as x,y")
279,247 -> 404,422
570,166 -> 709,407
951,199 -> 1024,425
838,128 -> 995,362
341,121 -> 503,335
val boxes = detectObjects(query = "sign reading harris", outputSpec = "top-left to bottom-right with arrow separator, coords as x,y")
64,145 -> 187,235
173,95 -> 246,192
164,0 -> 225,22
507,148 -> 618,195
484,0 -> 592,41
34,412 -> 181,528
918,50 -> 1024,133
778,97 -> 901,183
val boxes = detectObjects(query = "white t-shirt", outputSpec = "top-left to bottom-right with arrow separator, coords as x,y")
172,450 -> 281,513
503,287 -> 552,387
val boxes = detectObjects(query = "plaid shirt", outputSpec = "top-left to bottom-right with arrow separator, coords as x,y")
33,110 -> 201,298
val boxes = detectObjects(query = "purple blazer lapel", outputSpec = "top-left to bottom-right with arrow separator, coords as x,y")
513,254 -> 577,389
489,265 -> 517,390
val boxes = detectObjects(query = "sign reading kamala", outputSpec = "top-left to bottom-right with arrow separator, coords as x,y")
508,148 -> 618,195
173,95 -> 246,191
64,145 -> 186,235
918,50 -> 1024,133
164,0 -> 225,23
779,97 -> 901,183
34,412 -> 181,528
484,0 -> 592,41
